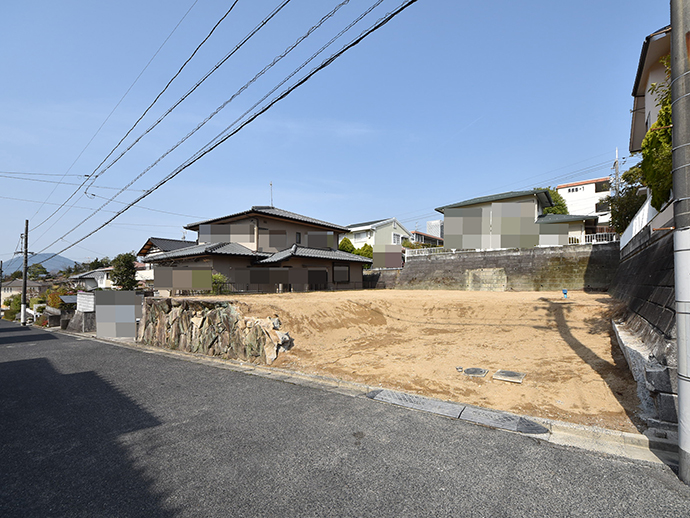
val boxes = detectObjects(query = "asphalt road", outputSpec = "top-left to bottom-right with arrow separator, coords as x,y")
1,319 -> 689,517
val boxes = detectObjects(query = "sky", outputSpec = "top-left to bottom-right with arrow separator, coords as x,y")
0,0 -> 671,266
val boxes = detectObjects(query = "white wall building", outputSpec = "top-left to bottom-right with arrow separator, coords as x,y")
630,25 -> 671,153
426,219 -> 444,238
557,177 -> 612,228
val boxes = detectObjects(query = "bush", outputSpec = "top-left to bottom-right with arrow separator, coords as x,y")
339,237 -> 355,253
212,273 -> 228,295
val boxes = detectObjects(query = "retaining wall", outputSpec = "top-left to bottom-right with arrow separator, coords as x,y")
609,229 -> 677,424
397,243 -> 619,291
138,298 -> 291,365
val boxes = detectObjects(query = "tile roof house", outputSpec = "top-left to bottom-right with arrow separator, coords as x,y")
1,279 -> 49,308
139,206 -> 372,293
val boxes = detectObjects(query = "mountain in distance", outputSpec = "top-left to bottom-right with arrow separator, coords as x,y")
2,253 -> 77,275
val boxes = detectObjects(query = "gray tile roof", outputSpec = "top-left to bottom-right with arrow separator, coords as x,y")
257,245 -> 373,264
185,206 -> 348,232
436,189 -> 553,213
141,242 -> 269,262
347,218 -> 388,228
536,214 -> 599,224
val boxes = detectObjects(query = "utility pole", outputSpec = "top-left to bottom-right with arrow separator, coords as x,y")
613,147 -> 620,197
0,260 -> 3,314
671,0 -> 690,484
21,220 -> 28,326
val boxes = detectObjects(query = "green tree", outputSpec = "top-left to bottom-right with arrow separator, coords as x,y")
354,243 -> 373,259
111,252 -> 138,290
9,271 -> 22,281
2,294 -> 21,320
212,273 -> 228,295
539,187 -> 569,215
640,56 -> 673,210
27,263 -> 48,280
606,164 -> 647,234
338,237 -> 355,253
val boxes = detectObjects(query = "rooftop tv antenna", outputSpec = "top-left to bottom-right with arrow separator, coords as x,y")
270,182 -> 274,207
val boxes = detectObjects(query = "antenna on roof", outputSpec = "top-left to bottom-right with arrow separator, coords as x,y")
270,182 -> 273,207
181,230 -> 187,241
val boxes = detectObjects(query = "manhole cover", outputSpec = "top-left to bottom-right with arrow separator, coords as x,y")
464,368 -> 488,377
492,370 -> 526,383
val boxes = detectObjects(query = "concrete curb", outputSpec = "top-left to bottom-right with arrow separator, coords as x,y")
51,327 -> 679,468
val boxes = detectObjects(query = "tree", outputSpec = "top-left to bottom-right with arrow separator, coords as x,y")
111,252 -> 138,290
539,187 -> 568,215
8,271 -> 22,281
353,243 -> 373,259
87,257 -> 111,271
212,273 -> 228,295
338,237 -> 355,253
640,57 -> 673,210
606,164 -> 647,234
27,263 -> 48,280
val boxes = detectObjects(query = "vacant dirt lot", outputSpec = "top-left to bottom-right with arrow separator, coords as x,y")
199,290 -> 641,432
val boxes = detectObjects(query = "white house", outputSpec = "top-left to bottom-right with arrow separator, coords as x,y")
557,177 -> 612,230
341,217 -> 412,268
630,25 -> 671,153
1,279 -> 48,307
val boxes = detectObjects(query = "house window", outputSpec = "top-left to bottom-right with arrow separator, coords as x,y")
596,200 -> 610,213
392,233 -> 401,245
595,181 -> 610,193
354,232 -> 366,243
296,232 -> 301,244
333,264 -> 349,283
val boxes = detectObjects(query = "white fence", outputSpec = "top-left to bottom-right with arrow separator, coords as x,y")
405,234 -> 618,260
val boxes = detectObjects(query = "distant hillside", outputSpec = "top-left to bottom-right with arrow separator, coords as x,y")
2,253 -> 77,275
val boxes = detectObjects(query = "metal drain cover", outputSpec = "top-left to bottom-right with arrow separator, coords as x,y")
459,406 -> 549,434
493,370 -> 526,383
464,368 -> 488,377
366,389 -> 464,418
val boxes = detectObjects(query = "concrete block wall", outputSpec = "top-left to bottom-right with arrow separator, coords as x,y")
397,242 -> 619,291
363,268 -> 402,289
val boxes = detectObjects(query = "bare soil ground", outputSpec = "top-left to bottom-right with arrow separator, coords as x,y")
195,290 -> 641,433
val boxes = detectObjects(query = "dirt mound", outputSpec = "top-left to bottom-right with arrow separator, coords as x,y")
193,290 -> 641,432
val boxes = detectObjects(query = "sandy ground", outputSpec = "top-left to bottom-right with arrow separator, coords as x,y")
195,290 -> 641,433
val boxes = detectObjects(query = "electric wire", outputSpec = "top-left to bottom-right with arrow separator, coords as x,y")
36,0 -> 421,262
0,173 -> 147,191
29,0 -> 201,227
35,0 -> 375,253
31,0 -> 285,243
82,0 -> 291,195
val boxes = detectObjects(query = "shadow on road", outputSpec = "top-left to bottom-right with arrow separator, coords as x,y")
0,331 -> 59,345
0,357 -> 175,516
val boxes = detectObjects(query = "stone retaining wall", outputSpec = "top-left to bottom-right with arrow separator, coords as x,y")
138,298 -> 291,365
397,242 -> 619,291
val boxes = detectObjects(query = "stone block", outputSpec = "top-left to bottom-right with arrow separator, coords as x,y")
654,392 -> 678,423
645,365 -> 676,394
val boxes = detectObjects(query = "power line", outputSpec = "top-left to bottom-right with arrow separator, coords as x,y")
0,173 -> 147,191
82,0 -> 291,195
29,0 -> 201,227
36,0 -> 421,262
34,0 -> 364,252
0,193 -> 206,220
32,0 -> 282,238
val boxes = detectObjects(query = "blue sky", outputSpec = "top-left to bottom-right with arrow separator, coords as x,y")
0,0 -> 670,265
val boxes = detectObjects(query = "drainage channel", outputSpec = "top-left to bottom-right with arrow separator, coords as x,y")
366,389 -> 549,435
